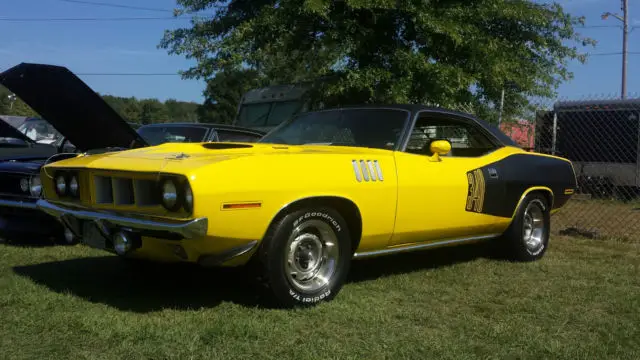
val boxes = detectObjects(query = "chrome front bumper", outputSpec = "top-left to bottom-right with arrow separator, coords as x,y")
36,199 -> 208,240
0,198 -> 38,210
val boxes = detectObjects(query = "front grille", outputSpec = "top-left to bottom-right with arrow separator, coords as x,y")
0,173 -> 32,197
93,175 -> 159,207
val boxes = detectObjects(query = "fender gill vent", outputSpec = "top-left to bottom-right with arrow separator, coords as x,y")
352,160 -> 384,182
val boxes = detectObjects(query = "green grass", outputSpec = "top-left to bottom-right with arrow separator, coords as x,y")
1,236 -> 639,360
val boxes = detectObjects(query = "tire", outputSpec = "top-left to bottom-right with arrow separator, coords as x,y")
55,227 -> 79,246
254,207 -> 352,308
500,193 -> 550,262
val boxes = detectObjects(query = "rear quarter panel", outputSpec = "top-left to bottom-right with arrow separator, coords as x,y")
472,152 -> 577,219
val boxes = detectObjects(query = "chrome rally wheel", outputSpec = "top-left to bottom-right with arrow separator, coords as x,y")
284,219 -> 340,293
522,200 -> 545,254
255,207 -> 352,308
501,192 -> 551,261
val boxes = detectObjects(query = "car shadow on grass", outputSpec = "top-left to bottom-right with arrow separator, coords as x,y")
12,257 -> 265,312
0,235 -> 64,248
12,241 -> 497,312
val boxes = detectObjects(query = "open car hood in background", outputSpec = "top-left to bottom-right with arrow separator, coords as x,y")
0,63 -> 148,152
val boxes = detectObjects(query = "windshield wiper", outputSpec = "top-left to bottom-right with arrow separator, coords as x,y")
302,142 -> 358,147
84,147 -> 128,155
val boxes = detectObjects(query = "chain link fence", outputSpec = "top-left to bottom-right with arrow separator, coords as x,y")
454,96 -> 640,241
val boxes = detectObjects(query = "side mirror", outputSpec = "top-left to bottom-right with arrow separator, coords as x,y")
429,139 -> 452,162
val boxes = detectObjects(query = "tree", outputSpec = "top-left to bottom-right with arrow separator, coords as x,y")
0,85 -> 38,117
197,69 -> 264,124
165,99 -> 199,123
159,0 -> 595,121
139,99 -> 169,124
1,89 -> 202,124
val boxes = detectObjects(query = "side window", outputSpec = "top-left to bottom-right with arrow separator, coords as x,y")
406,114 -> 499,157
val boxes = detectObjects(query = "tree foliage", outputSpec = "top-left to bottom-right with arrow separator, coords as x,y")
160,0 -> 595,123
0,85 -> 38,117
0,86 -> 201,124
197,68 -> 265,124
102,95 -> 198,124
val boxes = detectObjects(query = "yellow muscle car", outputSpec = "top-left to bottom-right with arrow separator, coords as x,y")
36,105 -> 577,307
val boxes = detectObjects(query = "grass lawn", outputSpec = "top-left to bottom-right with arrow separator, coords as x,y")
1,235 -> 639,360
553,198 -> 640,240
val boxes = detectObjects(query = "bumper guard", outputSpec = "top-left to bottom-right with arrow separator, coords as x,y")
36,199 -> 208,240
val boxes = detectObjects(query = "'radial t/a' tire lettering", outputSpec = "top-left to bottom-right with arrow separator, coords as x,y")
254,207 -> 352,308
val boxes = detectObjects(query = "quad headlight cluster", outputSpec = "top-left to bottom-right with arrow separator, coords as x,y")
53,171 -> 81,198
19,175 -> 42,197
158,176 -> 193,213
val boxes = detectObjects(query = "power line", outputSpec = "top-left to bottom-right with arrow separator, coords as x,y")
76,73 -> 181,76
578,25 -> 621,28
0,16 -> 180,21
588,51 -> 640,56
52,0 -> 174,13
67,54 -> 640,76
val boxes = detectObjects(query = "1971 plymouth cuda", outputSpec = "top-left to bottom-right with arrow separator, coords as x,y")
36,105 -> 577,307
0,62 -> 264,243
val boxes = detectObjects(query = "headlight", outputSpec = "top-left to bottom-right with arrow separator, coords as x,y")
69,175 -> 79,196
161,178 -> 179,211
184,182 -> 193,213
29,176 -> 42,197
55,174 -> 67,195
20,178 -> 29,193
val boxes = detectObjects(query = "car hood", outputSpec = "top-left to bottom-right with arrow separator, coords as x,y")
44,142 -> 393,173
0,62 -> 148,152
0,158 -> 46,174
0,143 -> 58,162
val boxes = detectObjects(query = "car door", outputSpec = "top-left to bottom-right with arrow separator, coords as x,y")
390,111 -> 509,246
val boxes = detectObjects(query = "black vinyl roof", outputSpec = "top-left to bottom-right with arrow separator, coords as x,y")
314,104 -> 519,148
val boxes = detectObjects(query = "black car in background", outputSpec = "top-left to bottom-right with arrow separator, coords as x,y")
0,62 -> 264,244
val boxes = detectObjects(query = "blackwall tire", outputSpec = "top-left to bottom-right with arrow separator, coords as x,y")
255,207 -> 352,308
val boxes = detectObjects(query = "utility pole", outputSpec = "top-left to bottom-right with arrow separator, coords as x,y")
622,0 -> 629,100
602,0 -> 629,99
7,94 -> 16,110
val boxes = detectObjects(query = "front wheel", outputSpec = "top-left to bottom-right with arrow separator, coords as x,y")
500,193 -> 551,262
254,207 -> 352,308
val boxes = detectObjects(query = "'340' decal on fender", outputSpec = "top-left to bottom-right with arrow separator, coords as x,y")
466,169 -> 485,213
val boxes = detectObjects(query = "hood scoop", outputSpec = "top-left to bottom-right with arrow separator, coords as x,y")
202,143 -> 254,150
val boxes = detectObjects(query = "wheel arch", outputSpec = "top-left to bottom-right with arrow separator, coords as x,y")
511,186 -> 554,219
264,196 -> 363,253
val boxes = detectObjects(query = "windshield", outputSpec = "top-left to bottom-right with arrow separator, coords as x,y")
258,108 -> 409,150
137,125 -> 209,146
236,100 -> 303,128
17,119 -> 64,144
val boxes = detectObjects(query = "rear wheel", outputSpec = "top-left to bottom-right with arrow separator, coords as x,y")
255,207 -> 352,308
501,193 -> 550,261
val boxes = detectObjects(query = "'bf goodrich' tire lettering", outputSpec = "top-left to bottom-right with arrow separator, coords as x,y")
293,212 -> 342,232
256,207 -> 352,308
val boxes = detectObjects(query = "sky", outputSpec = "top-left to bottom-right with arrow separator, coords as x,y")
0,0 -> 638,104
